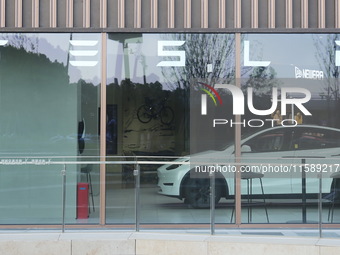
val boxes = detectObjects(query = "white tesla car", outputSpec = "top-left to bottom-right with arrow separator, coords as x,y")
157,125 -> 340,208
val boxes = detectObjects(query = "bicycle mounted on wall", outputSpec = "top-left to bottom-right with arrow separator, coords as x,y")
137,97 -> 174,125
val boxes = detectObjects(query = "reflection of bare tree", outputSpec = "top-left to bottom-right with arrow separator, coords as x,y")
1,34 -> 38,53
241,38 -> 281,95
243,66 -> 281,94
159,34 -> 236,90
314,34 -> 340,101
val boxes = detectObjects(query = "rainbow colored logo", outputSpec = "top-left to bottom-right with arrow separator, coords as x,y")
198,82 -> 222,106
198,82 -> 222,115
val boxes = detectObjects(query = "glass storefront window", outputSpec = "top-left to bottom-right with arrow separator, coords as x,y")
106,34 -> 235,227
104,33 -> 340,228
237,34 -> 340,224
0,32 -> 339,231
0,33 -> 101,224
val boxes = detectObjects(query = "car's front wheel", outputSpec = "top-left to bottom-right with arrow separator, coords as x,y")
184,178 -> 222,208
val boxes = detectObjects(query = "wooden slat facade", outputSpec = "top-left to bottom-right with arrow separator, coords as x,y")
0,0 -> 338,31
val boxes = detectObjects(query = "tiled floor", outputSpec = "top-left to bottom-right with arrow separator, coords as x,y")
102,184 -> 340,227
1,180 -> 339,239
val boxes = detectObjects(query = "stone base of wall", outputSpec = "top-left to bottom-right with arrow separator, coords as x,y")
0,231 -> 339,255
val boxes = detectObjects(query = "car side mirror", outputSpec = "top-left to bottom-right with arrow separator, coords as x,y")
241,145 -> 252,153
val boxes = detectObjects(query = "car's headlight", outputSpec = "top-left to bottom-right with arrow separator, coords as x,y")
166,160 -> 189,170
166,164 -> 180,170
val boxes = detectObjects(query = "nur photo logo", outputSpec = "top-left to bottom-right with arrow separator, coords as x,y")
196,81 -> 312,128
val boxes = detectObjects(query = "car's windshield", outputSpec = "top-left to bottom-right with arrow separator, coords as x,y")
218,126 -> 269,150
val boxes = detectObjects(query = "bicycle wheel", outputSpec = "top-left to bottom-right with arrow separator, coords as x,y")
137,105 -> 152,123
160,106 -> 174,125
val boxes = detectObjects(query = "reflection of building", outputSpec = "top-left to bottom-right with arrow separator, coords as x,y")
2,2 -> 340,254
305,99 -> 339,127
